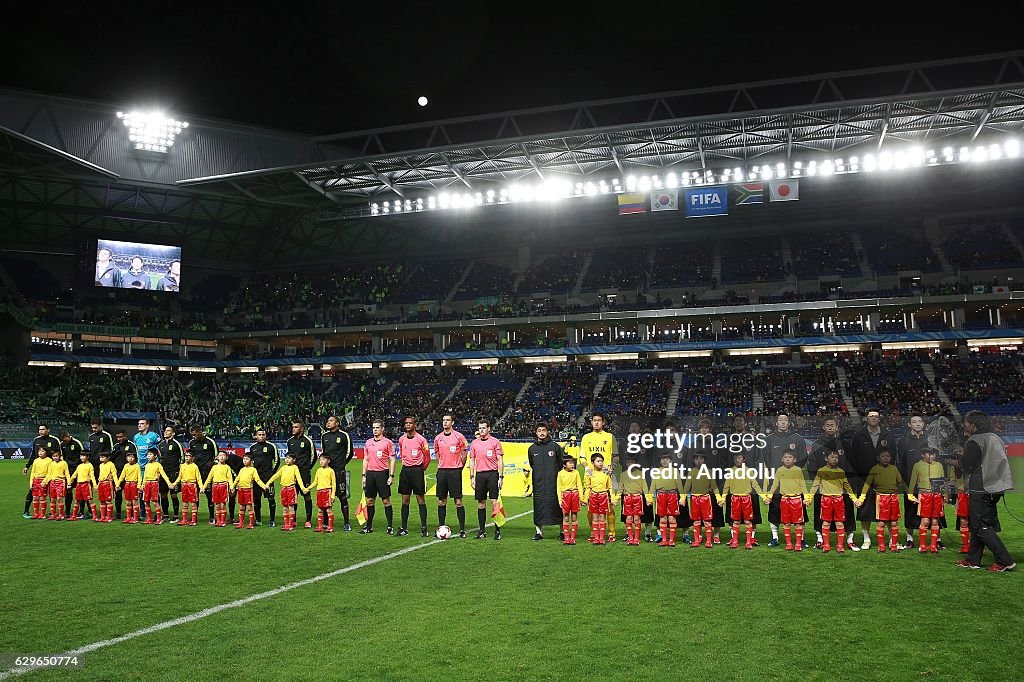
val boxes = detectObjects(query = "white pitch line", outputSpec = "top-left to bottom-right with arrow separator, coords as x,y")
0,509 -> 531,680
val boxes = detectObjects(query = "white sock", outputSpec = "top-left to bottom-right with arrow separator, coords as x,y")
863,529 -> 871,542
535,525 -> 542,535
816,531 -> 823,542
770,523 -> 779,540
846,532 -> 854,544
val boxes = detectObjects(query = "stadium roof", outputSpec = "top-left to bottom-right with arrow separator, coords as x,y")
2,51 -> 1024,260
183,51 -> 1024,218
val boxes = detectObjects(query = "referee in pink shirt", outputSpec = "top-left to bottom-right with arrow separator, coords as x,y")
397,416 -> 431,537
360,420 -> 395,534
433,413 -> 469,537
469,419 -> 505,540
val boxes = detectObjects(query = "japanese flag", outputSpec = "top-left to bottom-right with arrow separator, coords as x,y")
768,179 -> 799,202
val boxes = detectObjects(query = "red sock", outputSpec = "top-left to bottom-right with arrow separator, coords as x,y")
930,527 -> 939,550
784,527 -> 792,548
837,530 -> 845,551
327,512 -> 334,531
960,528 -> 970,552
823,528 -> 831,550
249,511 -> 255,528
668,526 -> 677,545
795,526 -> 804,548
156,508 -> 162,524
744,524 -> 753,547
919,528 -> 928,550
89,503 -> 97,518
562,522 -> 570,541
877,526 -> 886,548
570,522 -> 578,542
692,525 -> 702,544
32,500 -> 39,518
730,526 -> 738,544
145,506 -> 152,523
660,521 -> 670,545
705,526 -> 713,546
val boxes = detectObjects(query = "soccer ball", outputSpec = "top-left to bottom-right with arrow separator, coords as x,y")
435,525 -> 452,540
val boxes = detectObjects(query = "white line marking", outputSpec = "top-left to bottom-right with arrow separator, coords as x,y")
0,509 -> 530,680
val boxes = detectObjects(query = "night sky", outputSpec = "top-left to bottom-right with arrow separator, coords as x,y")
2,3 -> 1021,135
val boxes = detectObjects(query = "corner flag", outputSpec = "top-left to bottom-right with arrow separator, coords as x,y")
491,495 -> 507,527
355,493 -> 368,526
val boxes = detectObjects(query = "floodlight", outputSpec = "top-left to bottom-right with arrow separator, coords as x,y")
1006,138 -> 1020,158
118,110 -> 188,154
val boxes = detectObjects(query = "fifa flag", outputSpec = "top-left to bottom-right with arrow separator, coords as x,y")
731,182 -> 764,205
355,493 -> 368,526
617,192 -> 647,215
650,189 -> 679,211
491,495 -> 507,527
684,186 -> 728,218
768,179 -> 799,202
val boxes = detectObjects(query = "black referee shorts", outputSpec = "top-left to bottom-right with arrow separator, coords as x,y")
436,468 -> 464,500
398,466 -> 426,496
474,470 -> 499,502
364,470 -> 391,500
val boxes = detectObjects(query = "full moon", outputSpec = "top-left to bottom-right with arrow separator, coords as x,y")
417,96 -> 428,107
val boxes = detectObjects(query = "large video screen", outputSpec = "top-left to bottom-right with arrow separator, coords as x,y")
95,239 -> 182,292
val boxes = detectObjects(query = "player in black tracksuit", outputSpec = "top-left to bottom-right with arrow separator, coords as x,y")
249,430 -> 280,526
88,420 -> 113,478
895,414 -> 930,546
807,417 -> 857,547
60,431 -> 86,517
321,416 -> 355,530
188,426 -> 219,524
287,421 -> 317,527
111,431 -> 138,520
158,426 -> 185,522
761,414 -> 806,546
23,425 -> 61,517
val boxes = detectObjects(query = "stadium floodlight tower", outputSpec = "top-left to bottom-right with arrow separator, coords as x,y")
116,110 -> 189,154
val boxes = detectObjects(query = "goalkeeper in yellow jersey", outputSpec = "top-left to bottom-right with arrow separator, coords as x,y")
581,413 -> 618,542
761,451 -> 810,552
857,449 -> 907,553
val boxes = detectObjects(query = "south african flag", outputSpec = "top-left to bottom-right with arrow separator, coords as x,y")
731,182 -> 764,205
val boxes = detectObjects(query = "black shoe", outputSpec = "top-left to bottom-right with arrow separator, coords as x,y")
458,530 -> 467,538
268,520 -> 276,528
494,530 -> 502,541
397,528 -> 409,537
359,527 -> 374,534
937,540 -> 945,550
559,532 -> 565,541
533,532 -> 543,541
421,527 -> 429,537
475,530 -> 487,539
386,527 -> 394,535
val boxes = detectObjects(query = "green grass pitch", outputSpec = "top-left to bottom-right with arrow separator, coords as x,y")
2,459 -> 1023,681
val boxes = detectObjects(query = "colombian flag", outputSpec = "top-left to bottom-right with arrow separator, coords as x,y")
491,495 -> 507,527
617,192 -> 646,215
355,493 -> 368,526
